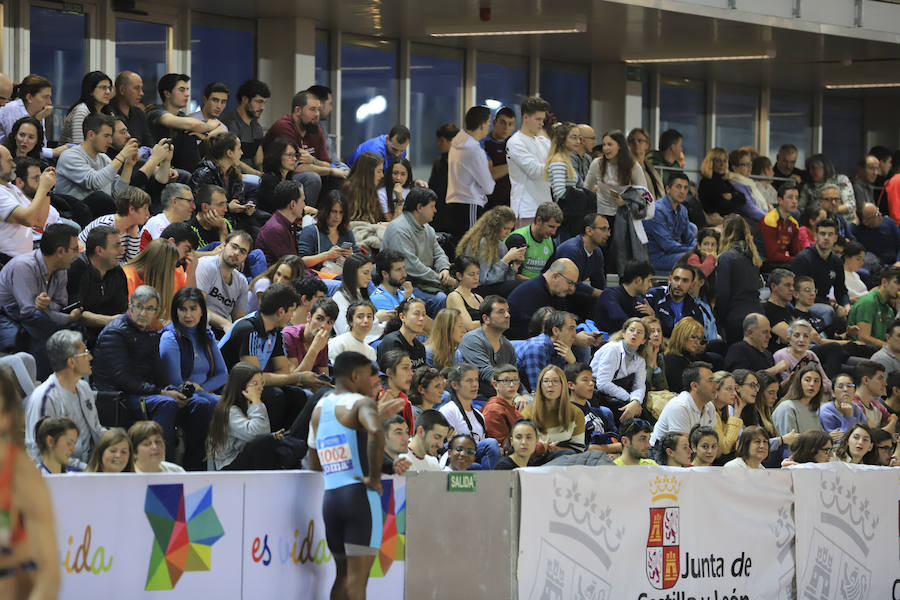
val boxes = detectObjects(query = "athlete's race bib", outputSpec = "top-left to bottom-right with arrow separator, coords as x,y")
317,434 -> 354,474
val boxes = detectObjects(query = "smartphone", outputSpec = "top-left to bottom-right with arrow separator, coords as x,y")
61,301 -> 81,314
341,242 -> 353,250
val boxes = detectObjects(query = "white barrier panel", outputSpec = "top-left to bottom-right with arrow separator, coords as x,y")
792,463 -> 900,600
517,466 -> 795,600
47,472 -> 405,599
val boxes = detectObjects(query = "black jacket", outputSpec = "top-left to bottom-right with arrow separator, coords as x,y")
645,286 -> 705,338
93,314 -> 166,396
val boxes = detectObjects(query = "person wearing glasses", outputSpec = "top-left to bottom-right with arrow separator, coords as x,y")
869,428 -> 899,466
195,230 -> 251,335
784,430 -> 834,465
506,258 -> 581,341
140,183 -> 195,248
728,149 -> 770,217
520,365 -> 585,456
645,265 -> 705,338
443,433 -> 479,472
663,317 -> 709,392
24,330 -> 105,471
650,362 -> 718,447
772,319 -> 833,394
819,373 -> 867,438
481,364 -> 526,447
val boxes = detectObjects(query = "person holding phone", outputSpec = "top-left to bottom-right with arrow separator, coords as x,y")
297,190 -> 357,274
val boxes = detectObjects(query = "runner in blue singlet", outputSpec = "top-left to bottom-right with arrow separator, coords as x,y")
309,351 -> 385,600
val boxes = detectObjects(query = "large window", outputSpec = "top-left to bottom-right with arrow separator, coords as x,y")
769,91 -> 812,165
823,96 -> 863,176
659,77 -> 706,171
315,30 -> 329,87
189,23 -> 254,114
540,61 -> 588,124
30,5 -> 87,140
714,85 -> 758,152
340,35 -> 398,161
476,53 -> 527,122
115,19 -> 168,107
410,44 -> 463,177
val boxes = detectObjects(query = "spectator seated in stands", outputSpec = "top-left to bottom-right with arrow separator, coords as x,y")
515,310 -> 578,393
789,217 -> 849,328
507,97 -> 552,226
85,427 -> 133,472
758,181 -> 802,270
819,372 -> 867,435
0,74 -> 66,159
297,191 -> 356,276
195,230 -> 251,334
190,132 -> 261,235
772,365 -> 827,460
247,255 -> 304,314
376,350 -> 417,432
689,425 -> 719,467
77,185 -> 151,264
122,239 -> 189,331
110,71 -> 154,148
0,223 -> 82,377
507,258 -> 580,340
727,149 -> 770,220
851,202 -> 900,268
377,297 -> 428,370
33,416 -> 80,474
128,420 -> 185,473
398,408 -> 449,472
92,285 -> 212,468
3,117 -> 45,164
847,265 -> 900,348
408,366 -> 444,423
331,254 -> 386,343
565,362 -> 620,455
256,138 -> 298,213
382,187 -> 452,316
282,297 -> 337,374
218,283 -> 326,431
653,432 -> 692,467
141,183 -> 194,248
221,79 -> 270,178
644,172 -> 697,270
0,145 -> 54,263
457,295 -> 516,399
663,317 -> 710,392
710,372 -> 741,458
590,317 -> 648,423
255,180 -> 305,265
480,364 -> 525,447
207,361 -> 304,471
799,153 -> 856,216
146,73 -> 225,172
871,321 -> 900,377
328,300 -> 377,363
614,418 -> 657,466
454,206 -> 523,298
158,287 -> 226,470
443,434 -> 478,472
343,151 -> 385,242
66,224 -> 127,347
493,419 -> 541,470
842,241 -> 867,303
715,214 -> 764,343
552,212 -> 609,297
371,249 -> 415,314
594,259 -> 655,334
189,81 -> 229,131
504,201 -> 563,280
722,426 -> 769,470
651,361 -> 717,445
289,275 -> 327,326
25,330 -> 104,471
445,255 -> 484,332
438,363 -> 501,469
424,307 -> 464,371
380,157 -> 417,222
852,360 -> 897,434
446,105 -> 495,228
60,71 -> 113,145
697,147 -> 748,224
521,364 -> 585,457
724,313 -> 791,377
645,265 -> 705,338
381,414 -> 410,475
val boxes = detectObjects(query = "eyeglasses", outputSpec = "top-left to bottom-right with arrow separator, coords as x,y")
876,444 -> 895,452
72,350 -> 91,358
558,273 -> 577,289
452,445 -> 477,456
743,381 -> 760,389
283,152 -> 298,159
542,379 -> 563,386
496,378 -> 520,385
246,379 -> 264,389
819,446 -> 834,454
689,335 -> 708,345
835,383 -> 856,390
174,196 -> 194,203
131,304 -> 159,314
227,242 -> 250,256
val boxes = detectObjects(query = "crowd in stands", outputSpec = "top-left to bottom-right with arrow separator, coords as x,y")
1,65 -> 900,482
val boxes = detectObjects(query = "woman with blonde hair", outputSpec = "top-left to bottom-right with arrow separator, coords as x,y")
641,315 -> 667,392
591,317 -> 648,422
663,317 -> 706,392
715,214 -> 763,343
712,371 -> 742,458
123,238 -> 181,328
455,205 -> 525,296
521,365 -> 585,455
343,151 -> 385,223
698,147 -> 747,224
728,148 -> 770,218
425,308 -> 466,370
544,122 -> 581,200
627,127 -> 664,200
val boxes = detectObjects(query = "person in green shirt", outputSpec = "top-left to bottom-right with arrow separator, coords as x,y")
504,201 -> 563,279
613,418 -> 658,466
847,265 -> 900,348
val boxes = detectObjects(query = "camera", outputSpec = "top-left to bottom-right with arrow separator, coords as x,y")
178,383 -> 195,398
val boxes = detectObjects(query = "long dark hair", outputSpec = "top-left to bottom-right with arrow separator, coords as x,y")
316,190 -> 350,235
781,364 -> 825,412
789,430 -> 832,464
67,71 -> 113,116
599,130 -> 637,186
207,362 -> 261,460
2,116 -> 44,159
339,253 -> 372,302
834,423 -> 878,465
262,137 -> 298,176
383,157 -> 413,215
170,286 -> 215,380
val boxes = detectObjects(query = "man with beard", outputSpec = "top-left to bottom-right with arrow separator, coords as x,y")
0,149 -> 54,261
371,249 -> 415,313
645,265 -> 705,337
195,229 -> 251,333
222,79 -> 271,175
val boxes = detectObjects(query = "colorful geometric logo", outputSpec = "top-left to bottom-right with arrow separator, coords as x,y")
144,484 -> 224,590
370,478 -> 406,577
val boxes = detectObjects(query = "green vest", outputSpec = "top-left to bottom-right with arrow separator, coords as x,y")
508,225 -> 554,279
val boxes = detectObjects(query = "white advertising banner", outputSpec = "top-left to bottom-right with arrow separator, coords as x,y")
517,466 -> 795,600
48,471 -> 405,599
792,463 -> 900,600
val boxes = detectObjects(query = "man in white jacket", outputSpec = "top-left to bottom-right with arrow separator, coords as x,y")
506,96 -> 551,226
447,106 -> 495,228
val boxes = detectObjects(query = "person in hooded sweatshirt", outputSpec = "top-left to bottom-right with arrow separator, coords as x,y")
446,106 -> 496,228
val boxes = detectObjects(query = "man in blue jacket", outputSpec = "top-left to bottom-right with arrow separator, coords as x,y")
643,172 -> 697,270
645,265 -> 705,337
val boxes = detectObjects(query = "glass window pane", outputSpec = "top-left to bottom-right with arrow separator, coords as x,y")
410,44 -> 462,177
769,91 -> 811,165
189,24 -> 254,113
315,30 -> 329,87
115,19 -> 168,109
659,78 -> 705,172
714,85 -> 758,152
476,53 -> 527,122
823,96 -> 863,176
340,36 -> 398,161
540,61 -> 588,124
30,6 -> 87,140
